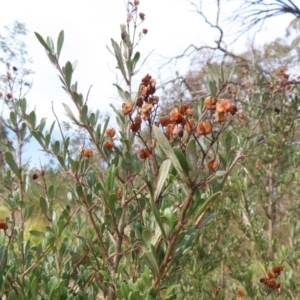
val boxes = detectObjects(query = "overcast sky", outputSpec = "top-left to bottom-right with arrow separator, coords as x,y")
0,0 -> 294,166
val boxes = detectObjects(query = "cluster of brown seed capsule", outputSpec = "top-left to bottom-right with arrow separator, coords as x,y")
159,96 -> 237,141
260,265 -> 283,292
104,128 -> 116,150
122,74 -> 159,133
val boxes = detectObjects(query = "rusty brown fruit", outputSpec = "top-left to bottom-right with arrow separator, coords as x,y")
0,220 -> 8,230
204,96 -> 217,110
138,148 -> 151,159
122,102 -> 133,115
216,99 -> 232,113
32,173 -> 39,180
170,108 -> 183,123
196,121 -> 212,135
139,12 -> 145,20
83,149 -> 93,157
142,29 -> 148,34
208,159 -> 218,170
136,96 -> 143,107
185,119 -> 194,133
104,141 -> 114,150
160,116 -> 170,127
6,93 -> 12,99
105,128 -> 116,138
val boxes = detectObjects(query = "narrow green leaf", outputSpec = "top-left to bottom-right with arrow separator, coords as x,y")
153,126 -> 188,184
186,139 -> 197,178
64,61 -> 73,87
143,250 -> 159,276
29,230 -> 45,238
40,197 -> 48,218
56,30 -> 64,58
108,193 -> 118,210
34,32 -> 52,52
173,147 -> 189,175
193,192 -> 221,227
5,152 -> 21,180
154,159 -> 171,203
62,103 -> 77,123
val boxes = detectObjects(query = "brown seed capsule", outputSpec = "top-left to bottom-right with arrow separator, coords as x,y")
140,85 -> 148,96
6,93 -> 12,99
134,0 -> 139,5
138,148 -> 151,159
140,102 -> 153,113
185,119 -> 194,133
204,96 -> 217,110
216,99 -> 232,113
0,220 -> 8,230
229,105 -> 238,115
196,121 -> 212,135
208,159 -> 218,170
136,96 -> 143,107
0,92 -> 2,97
32,173 -> 39,180
130,121 -> 141,132
40,170 -> 45,177
7,72 -> 11,80
170,108 -> 183,123
122,102 -> 133,115
179,104 -> 190,114
142,28 -> 148,34
148,95 -> 159,105
105,128 -> 116,138
83,149 -> 93,157
139,12 -> 145,21
160,116 -> 170,127
104,141 -> 114,150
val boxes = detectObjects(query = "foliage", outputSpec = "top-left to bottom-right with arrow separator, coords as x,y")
0,2 -> 299,300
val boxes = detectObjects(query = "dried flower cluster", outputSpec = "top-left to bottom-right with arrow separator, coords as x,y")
260,265 -> 283,293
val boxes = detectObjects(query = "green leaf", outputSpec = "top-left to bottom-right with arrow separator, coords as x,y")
56,30 -> 64,58
35,32 -> 53,52
173,147 -> 189,176
143,250 -> 159,276
64,61 -> 73,88
142,228 -> 152,247
193,192 -> 221,227
29,230 -> 45,238
5,152 -> 21,180
111,39 -> 128,82
8,290 -> 17,300
113,84 -> 127,102
150,197 -> 167,240
62,103 -> 77,123
154,159 -> 171,203
153,126 -> 188,184
132,51 -> 140,72
108,193 -> 118,210
186,139 -> 197,178
40,197 -> 49,218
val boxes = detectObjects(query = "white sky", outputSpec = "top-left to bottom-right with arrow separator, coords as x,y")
0,0 -> 295,166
